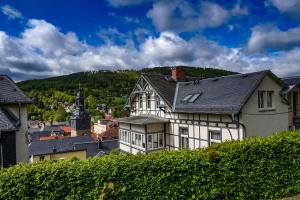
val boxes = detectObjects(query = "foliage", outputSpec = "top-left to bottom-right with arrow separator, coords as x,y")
18,66 -> 235,122
1,131 -> 300,199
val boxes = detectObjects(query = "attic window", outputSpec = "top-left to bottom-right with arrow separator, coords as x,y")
188,93 -> 201,103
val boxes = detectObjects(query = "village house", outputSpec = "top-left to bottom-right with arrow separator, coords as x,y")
0,75 -> 32,166
28,135 -> 118,163
118,67 -> 293,154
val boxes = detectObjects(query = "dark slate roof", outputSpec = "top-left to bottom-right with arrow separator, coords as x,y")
29,131 -> 52,141
281,76 -> 300,87
96,139 -> 119,156
0,75 -> 32,104
28,135 -> 98,156
42,125 -> 63,133
142,74 -> 177,107
174,70 -> 281,114
117,115 -> 169,125
0,108 -> 16,131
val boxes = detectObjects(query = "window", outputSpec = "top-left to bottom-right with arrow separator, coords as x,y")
188,93 -> 201,103
132,132 -> 145,148
258,91 -> 265,108
119,129 -> 130,144
209,130 -> 221,145
182,94 -> 192,102
179,127 -> 189,149
39,156 -> 45,161
155,94 -> 160,108
139,95 -> 143,109
267,91 -> 274,108
146,94 -> 151,109
147,133 -> 164,150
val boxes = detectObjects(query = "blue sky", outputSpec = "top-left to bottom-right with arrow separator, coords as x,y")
0,0 -> 300,81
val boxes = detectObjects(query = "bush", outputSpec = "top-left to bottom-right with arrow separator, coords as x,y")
1,131 -> 300,199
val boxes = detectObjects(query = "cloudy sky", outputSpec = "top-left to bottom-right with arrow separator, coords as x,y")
1,0 -> 300,81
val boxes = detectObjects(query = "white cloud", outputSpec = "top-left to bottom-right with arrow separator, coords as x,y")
147,0 -> 248,32
1,5 -> 22,19
248,24 -> 300,52
0,19 -> 300,81
269,0 -> 300,19
106,0 -> 147,7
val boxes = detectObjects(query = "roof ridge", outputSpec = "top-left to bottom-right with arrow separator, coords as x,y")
177,70 -> 269,85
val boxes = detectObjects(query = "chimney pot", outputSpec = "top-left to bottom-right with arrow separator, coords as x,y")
172,67 -> 186,81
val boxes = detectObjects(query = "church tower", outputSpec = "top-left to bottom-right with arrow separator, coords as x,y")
70,86 -> 91,136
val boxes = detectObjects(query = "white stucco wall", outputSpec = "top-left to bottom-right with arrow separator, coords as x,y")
6,105 -> 29,163
241,75 -> 289,137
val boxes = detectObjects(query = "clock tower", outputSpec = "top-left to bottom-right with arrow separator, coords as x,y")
70,87 -> 91,136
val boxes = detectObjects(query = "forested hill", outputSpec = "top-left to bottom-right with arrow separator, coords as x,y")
18,66 -> 237,122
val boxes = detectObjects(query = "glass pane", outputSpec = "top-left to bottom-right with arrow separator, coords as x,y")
153,134 -> 158,148
159,133 -> 163,147
147,135 -> 152,149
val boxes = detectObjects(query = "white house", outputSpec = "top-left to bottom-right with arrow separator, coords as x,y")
118,67 -> 290,154
0,75 -> 32,166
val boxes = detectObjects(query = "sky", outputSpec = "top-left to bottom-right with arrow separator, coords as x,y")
0,0 -> 300,81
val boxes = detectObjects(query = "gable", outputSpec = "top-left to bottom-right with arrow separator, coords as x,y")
125,74 -> 176,109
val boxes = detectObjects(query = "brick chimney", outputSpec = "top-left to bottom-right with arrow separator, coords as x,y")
172,67 -> 186,81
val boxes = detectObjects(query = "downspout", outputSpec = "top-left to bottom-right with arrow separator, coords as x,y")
231,113 -> 246,140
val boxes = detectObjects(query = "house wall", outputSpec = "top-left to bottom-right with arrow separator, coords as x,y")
288,85 -> 300,127
30,150 -> 87,163
6,104 -> 29,163
241,75 -> 289,137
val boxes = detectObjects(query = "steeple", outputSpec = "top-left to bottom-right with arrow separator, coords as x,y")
76,83 -> 85,112
71,82 -> 91,137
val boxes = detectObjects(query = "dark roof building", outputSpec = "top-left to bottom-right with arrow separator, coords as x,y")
28,135 -> 118,158
71,88 -> 91,136
0,75 -> 32,167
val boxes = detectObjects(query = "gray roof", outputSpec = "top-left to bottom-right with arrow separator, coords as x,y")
42,125 -> 63,133
117,115 -> 169,125
173,70 -> 283,114
28,135 -> 98,156
0,108 -> 16,131
29,131 -> 52,141
0,75 -> 32,104
142,74 -> 177,107
281,76 -> 300,92
282,76 -> 300,86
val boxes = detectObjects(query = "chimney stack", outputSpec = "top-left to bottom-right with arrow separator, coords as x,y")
171,67 -> 186,81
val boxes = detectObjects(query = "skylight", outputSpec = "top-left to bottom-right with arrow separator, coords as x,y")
182,93 -> 202,103
182,94 -> 192,101
188,93 -> 201,103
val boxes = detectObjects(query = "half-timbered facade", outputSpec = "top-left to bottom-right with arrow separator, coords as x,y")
118,68 -> 290,154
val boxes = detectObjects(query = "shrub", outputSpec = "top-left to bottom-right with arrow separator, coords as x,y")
1,131 -> 300,199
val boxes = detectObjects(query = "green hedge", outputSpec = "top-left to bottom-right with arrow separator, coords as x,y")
1,131 -> 300,199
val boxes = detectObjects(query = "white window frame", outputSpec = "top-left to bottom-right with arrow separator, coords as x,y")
147,133 -> 164,150
267,91 -> 274,108
132,132 -> 146,149
258,91 -> 265,109
209,130 -> 221,145
179,127 -> 189,149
